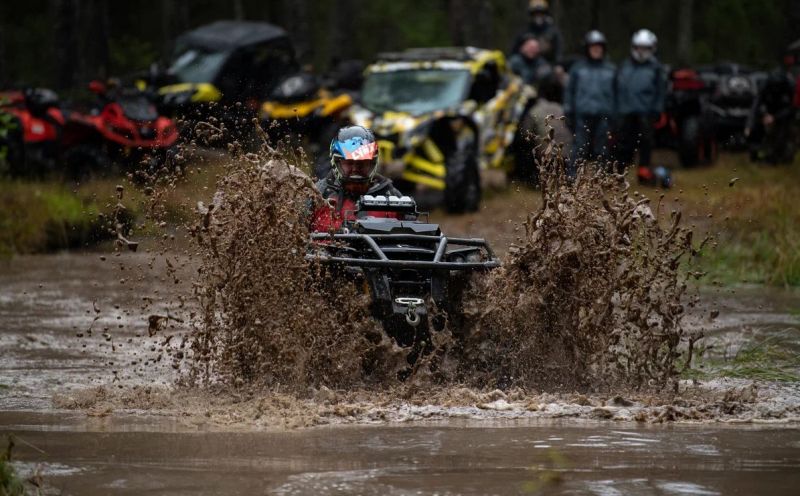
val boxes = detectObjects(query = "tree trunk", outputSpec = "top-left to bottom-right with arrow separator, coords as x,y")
233,0 -> 245,20
676,0 -> 694,65
52,0 -> 78,89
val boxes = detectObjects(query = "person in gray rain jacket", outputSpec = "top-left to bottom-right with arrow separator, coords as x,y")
564,30 -> 616,175
614,29 -> 665,174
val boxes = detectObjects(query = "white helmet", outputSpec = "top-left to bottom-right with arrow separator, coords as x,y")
631,29 -> 657,62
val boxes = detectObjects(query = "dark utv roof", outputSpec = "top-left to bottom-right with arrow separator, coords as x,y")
178,21 -> 289,51
375,47 -> 478,62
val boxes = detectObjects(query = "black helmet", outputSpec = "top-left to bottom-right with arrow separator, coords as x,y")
329,125 -> 379,186
584,30 -> 607,47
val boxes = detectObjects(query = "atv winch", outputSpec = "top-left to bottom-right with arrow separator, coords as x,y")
307,195 -> 500,346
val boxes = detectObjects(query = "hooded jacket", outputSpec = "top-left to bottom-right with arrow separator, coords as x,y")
615,56 -> 666,115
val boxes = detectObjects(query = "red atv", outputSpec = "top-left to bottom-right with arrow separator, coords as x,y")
0,88 -> 65,176
61,80 -> 179,179
655,68 -> 718,167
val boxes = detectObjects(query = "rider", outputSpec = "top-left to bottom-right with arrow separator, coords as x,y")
311,125 -> 402,232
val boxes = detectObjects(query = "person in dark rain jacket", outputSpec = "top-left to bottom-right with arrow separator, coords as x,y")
564,30 -> 616,175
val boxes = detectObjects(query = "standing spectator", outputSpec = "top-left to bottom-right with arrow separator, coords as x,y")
745,65 -> 797,164
564,30 -> 616,175
512,0 -> 563,65
509,35 -> 553,89
615,29 -> 666,175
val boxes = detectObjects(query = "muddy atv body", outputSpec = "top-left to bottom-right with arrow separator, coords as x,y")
307,195 -> 499,348
343,47 -> 536,213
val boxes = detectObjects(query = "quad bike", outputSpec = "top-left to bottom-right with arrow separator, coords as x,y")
0,88 -> 65,176
307,195 -> 499,354
260,62 -> 363,163
699,63 -> 766,149
61,80 -> 179,178
654,68 -> 717,168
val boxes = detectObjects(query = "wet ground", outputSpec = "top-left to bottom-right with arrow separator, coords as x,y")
2,253 -> 800,494
3,412 -> 800,496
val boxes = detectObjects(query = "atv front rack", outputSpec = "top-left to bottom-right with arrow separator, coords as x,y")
307,233 -> 500,270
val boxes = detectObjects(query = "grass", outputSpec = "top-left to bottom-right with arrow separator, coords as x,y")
682,330 -> 800,382
0,436 -> 26,496
641,152 -> 800,287
0,154 -> 223,256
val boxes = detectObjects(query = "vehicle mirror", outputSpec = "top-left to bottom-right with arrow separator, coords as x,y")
88,80 -> 107,95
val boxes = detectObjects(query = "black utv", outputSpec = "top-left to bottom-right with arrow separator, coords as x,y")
155,21 -> 299,140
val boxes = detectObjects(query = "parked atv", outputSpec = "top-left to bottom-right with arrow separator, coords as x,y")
655,68 -> 717,167
0,88 -> 65,176
341,47 -> 536,213
156,20 -> 298,141
699,63 -> 766,149
307,194 -> 499,355
61,80 -> 178,178
259,70 -> 355,160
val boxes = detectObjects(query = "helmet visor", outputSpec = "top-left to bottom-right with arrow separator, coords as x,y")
335,158 -> 378,182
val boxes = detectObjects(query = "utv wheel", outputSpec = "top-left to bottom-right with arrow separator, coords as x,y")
444,134 -> 481,214
63,145 -> 111,182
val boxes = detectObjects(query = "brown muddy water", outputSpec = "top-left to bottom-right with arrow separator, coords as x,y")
2,253 -> 800,495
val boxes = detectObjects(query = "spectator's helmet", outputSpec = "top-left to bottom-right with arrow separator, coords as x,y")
329,125 -> 379,192
584,30 -> 607,57
584,30 -> 607,47
528,0 -> 549,14
631,29 -> 658,62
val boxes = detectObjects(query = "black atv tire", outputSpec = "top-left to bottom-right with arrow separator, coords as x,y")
63,145 -> 111,182
679,116 -> 717,168
444,135 -> 481,214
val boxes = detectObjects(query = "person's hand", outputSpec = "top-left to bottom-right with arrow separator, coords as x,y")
763,113 -> 775,126
744,127 -> 751,138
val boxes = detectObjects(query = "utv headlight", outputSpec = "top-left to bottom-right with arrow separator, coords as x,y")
402,120 -> 433,147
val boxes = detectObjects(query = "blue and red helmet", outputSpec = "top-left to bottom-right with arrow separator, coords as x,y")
329,125 -> 379,184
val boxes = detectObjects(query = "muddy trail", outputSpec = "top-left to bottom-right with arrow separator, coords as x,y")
1,139 -> 800,494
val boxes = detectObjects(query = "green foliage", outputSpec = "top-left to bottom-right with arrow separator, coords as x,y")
0,181 -> 112,257
109,36 -> 159,75
0,436 -> 25,496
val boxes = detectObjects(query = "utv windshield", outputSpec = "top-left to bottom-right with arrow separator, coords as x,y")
361,69 -> 470,115
167,48 -> 228,84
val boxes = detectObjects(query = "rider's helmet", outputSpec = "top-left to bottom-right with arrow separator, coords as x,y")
330,125 -> 379,193
631,29 -> 658,62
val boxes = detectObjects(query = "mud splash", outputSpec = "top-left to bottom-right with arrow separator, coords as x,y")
184,152 -> 407,389
145,126 -> 701,393
455,139 -> 703,390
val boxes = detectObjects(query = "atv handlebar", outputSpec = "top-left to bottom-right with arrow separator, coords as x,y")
307,233 -> 500,270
